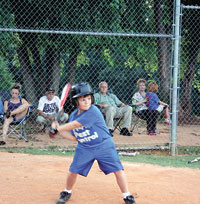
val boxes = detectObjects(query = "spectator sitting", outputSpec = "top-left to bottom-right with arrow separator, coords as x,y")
0,83 -> 29,145
94,81 -> 132,136
146,81 -> 170,124
36,86 -> 68,132
132,79 -> 159,135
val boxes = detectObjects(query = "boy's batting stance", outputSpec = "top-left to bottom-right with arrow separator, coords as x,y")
49,82 -> 137,204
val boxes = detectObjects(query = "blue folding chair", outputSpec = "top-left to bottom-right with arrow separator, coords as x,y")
0,99 -> 4,123
6,104 -> 35,142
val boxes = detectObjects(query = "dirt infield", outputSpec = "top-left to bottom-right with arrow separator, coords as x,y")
0,152 -> 199,204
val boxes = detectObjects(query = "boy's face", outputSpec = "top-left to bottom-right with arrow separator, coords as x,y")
77,95 -> 92,111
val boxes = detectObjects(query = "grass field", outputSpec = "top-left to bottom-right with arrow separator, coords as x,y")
0,147 -> 199,168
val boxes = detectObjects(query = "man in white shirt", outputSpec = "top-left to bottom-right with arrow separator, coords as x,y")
36,87 -> 68,132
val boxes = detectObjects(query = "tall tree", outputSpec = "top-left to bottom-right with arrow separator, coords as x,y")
154,0 -> 173,102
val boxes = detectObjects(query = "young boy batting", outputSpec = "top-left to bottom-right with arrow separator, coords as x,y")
50,82 -> 137,204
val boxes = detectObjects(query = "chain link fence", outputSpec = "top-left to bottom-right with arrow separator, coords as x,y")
177,4 -> 200,154
0,0 -> 200,154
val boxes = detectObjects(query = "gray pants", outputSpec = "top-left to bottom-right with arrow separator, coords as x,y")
101,105 -> 132,130
36,113 -> 68,126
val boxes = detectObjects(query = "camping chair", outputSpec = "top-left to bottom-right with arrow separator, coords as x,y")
94,104 -> 122,136
0,99 -> 4,135
113,116 -> 123,133
0,90 -> 35,142
130,103 -> 160,134
0,99 -> 4,120
94,89 -> 124,134
130,104 -> 146,134
6,104 -> 35,142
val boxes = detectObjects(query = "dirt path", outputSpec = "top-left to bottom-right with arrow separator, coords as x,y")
0,152 -> 199,204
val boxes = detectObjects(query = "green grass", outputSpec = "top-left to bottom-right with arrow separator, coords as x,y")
0,147 -> 199,169
178,146 -> 200,155
119,154 -> 200,168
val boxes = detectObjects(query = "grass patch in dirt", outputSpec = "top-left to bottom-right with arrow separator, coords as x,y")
0,147 -> 199,169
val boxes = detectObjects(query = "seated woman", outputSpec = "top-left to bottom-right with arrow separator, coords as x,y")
132,78 -> 159,135
0,84 -> 29,145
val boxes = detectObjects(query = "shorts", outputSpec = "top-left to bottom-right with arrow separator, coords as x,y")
157,105 -> 167,113
69,139 -> 123,177
12,115 -> 25,123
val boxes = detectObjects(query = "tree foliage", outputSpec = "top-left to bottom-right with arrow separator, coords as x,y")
0,0 -> 200,119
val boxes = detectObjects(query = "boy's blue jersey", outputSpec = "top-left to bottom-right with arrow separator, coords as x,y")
69,105 -> 112,148
146,92 -> 160,110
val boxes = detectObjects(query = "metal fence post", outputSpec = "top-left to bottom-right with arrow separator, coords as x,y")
171,0 -> 181,156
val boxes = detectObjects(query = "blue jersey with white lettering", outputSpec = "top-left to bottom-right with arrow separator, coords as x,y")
69,105 -> 112,148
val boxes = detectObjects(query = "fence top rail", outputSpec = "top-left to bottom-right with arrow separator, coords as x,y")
182,4 -> 200,9
0,28 -> 173,38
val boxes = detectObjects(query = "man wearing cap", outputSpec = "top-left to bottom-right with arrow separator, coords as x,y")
36,87 -> 68,132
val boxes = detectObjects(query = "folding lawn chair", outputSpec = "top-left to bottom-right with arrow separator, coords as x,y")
5,104 -> 35,142
113,116 -> 123,133
0,99 -> 4,121
0,99 -> 4,134
1,90 -> 35,142
130,110 -> 147,134
130,103 -> 160,134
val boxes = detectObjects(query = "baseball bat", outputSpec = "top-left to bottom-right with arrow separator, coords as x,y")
49,83 -> 71,138
187,157 -> 200,164
118,152 -> 140,157
56,83 -> 71,121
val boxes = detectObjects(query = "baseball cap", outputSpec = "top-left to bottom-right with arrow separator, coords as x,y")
46,86 -> 55,93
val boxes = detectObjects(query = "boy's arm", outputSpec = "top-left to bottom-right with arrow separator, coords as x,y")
57,131 -> 77,141
58,120 -> 81,132
51,120 -> 81,141
159,101 -> 169,107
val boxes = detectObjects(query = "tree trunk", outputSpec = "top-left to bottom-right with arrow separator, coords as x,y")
51,52 -> 61,94
68,41 -> 80,84
179,1 -> 200,123
17,46 -> 37,104
30,44 -> 46,98
45,45 -> 61,94
180,49 -> 199,120
154,0 -> 172,102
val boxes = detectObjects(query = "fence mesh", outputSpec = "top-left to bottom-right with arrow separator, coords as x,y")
177,5 -> 200,154
0,0 -> 200,154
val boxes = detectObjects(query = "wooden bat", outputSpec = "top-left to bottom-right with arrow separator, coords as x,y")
188,157 -> 200,164
118,152 -> 140,157
56,83 -> 71,121
49,83 -> 71,138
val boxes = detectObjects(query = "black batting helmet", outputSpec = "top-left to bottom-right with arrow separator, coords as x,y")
71,82 -> 94,107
